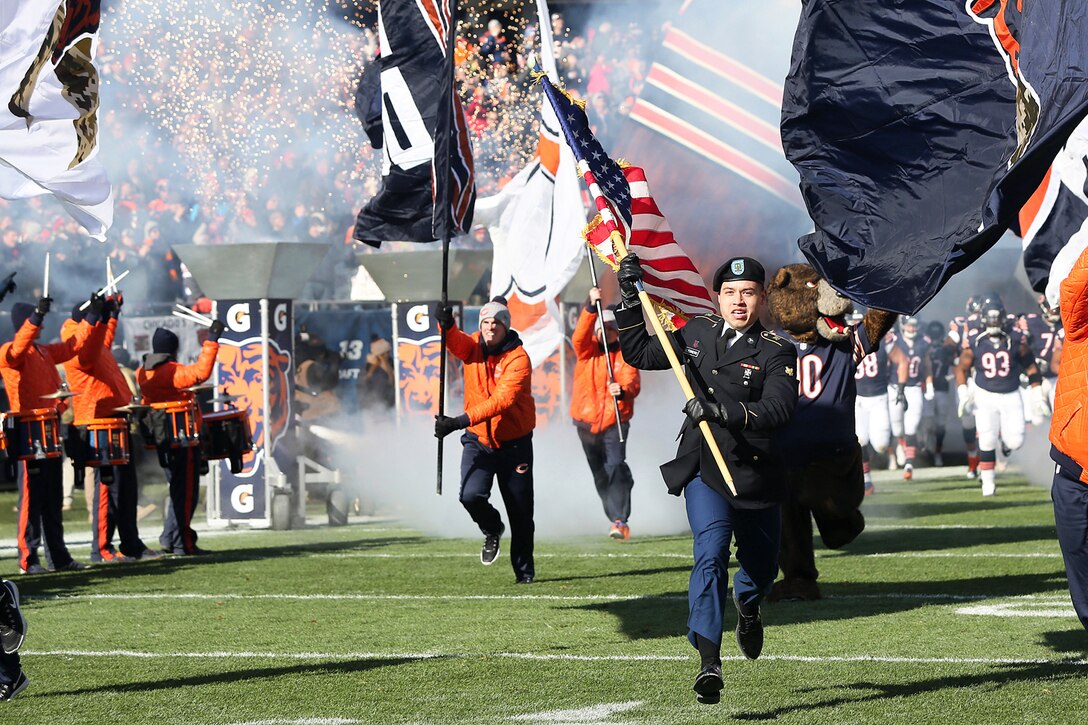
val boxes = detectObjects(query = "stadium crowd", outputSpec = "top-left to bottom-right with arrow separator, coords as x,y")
0,9 -> 655,312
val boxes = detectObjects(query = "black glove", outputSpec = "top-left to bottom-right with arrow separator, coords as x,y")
109,292 -> 124,318
30,296 -> 52,326
87,293 -> 105,315
894,384 -> 907,410
435,305 -> 455,332
683,397 -> 726,425
103,296 -> 119,318
0,272 -> 15,303
617,254 -> 643,306
208,319 -> 225,342
434,413 -> 469,439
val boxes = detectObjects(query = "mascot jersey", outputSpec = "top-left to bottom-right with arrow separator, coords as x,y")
970,329 -> 1027,394
778,321 -> 875,462
854,340 -> 890,397
893,335 -> 930,386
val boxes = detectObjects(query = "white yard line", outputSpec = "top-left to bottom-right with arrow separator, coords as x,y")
23,649 -> 1088,666
312,551 -> 1060,560
25,592 -> 1071,604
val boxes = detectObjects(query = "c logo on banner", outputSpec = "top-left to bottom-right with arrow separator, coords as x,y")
231,483 -> 255,514
228,303 -> 252,333
407,305 -> 431,333
274,303 -> 288,332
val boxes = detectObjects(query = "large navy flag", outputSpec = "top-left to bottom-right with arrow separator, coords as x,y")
353,0 -> 475,246
782,0 -> 1088,314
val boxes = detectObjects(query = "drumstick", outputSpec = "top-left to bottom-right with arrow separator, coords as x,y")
106,257 -> 114,295
79,269 -> 130,310
173,303 -> 214,325
171,309 -> 212,328
43,252 -> 50,299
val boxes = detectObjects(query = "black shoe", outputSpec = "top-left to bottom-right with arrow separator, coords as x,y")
480,525 -> 504,566
168,546 -> 210,556
50,560 -> 86,572
18,564 -> 46,575
693,663 -> 723,704
515,575 -> 534,584
734,592 -> 764,660
0,581 -> 26,654
0,671 -> 28,701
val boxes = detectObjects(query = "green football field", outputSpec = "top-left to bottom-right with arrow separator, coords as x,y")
2,466 -> 1085,724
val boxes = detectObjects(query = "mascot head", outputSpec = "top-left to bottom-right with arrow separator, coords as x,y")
767,263 -> 854,344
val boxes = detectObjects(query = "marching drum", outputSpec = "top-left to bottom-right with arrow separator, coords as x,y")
201,407 -> 253,473
84,418 -> 131,467
3,408 -> 63,460
150,400 -> 200,449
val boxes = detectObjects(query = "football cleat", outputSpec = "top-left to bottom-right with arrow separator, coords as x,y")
903,465 -> 913,481
609,520 -> 624,540
981,480 -> 996,497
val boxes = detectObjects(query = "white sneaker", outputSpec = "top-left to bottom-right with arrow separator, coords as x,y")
981,480 -> 996,496
895,444 -> 906,467
933,453 -> 944,467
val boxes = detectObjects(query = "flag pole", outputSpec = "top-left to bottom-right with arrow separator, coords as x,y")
610,231 -> 736,496
584,247 -> 625,443
436,0 -> 458,497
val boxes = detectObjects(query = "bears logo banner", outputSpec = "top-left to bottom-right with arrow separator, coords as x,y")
214,299 -> 295,522
782,0 -> 1088,314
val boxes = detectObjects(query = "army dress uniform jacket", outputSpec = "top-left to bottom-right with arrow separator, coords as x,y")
616,305 -> 797,508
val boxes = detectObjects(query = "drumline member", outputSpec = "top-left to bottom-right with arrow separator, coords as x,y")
62,294 -> 158,562
137,323 -> 224,555
0,295 -> 100,573
956,300 -> 1048,496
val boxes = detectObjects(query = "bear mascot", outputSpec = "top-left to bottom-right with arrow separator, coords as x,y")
766,263 -> 897,601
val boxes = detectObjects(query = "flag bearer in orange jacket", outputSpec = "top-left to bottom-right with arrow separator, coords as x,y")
571,287 -> 641,540
137,323 -> 223,555
1,296 -> 100,574
433,297 -> 537,583
1050,244 -> 1088,631
62,294 -> 157,562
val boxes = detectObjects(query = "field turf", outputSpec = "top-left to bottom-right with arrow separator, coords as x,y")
1,466 -> 1085,724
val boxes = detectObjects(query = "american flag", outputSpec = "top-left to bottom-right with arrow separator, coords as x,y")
539,77 -> 716,326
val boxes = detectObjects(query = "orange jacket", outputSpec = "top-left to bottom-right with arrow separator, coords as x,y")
1051,244 -> 1088,483
137,340 -> 219,428
446,324 -> 535,448
0,319 -> 100,412
61,317 -> 133,423
570,307 -> 640,433
136,341 -> 219,405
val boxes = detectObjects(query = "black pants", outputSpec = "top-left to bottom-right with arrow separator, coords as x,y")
1052,460 -> 1088,631
15,458 -> 73,571
91,460 -> 146,561
160,446 -> 201,553
459,434 -> 535,579
577,423 -> 634,523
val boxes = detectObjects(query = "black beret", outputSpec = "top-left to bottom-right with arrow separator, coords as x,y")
713,257 -> 766,290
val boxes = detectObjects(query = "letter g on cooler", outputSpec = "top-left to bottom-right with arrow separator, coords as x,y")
231,483 -> 255,514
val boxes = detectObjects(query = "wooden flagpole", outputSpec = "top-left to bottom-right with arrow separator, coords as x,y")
610,231 -> 736,496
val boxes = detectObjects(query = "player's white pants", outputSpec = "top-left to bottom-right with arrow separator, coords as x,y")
856,393 -> 891,452
974,388 -> 1026,451
1044,377 -> 1056,409
889,385 -> 924,436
